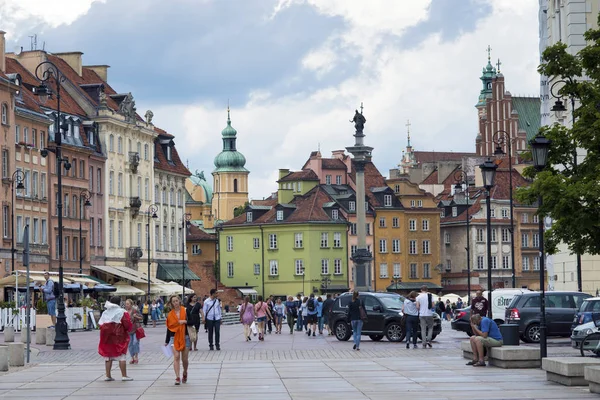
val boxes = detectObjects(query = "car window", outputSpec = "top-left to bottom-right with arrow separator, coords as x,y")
582,300 -> 600,312
546,294 -> 573,308
507,295 -> 521,309
361,296 -> 381,311
574,294 -> 589,309
379,295 -> 404,310
523,295 -> 540,308
338,296 -> 351,308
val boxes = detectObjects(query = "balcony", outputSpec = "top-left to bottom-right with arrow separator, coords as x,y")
129,196 -> 142,217
129,152 -> 140,173
127,246 -> 143,268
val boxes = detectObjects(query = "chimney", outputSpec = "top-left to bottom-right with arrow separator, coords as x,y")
54,51 -> 83,76
278,169 -> 290,180
331,150 -> 346,159
84,64 -> 110,82
0,31 -> 5,73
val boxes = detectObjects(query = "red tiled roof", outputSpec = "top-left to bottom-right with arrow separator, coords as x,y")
154,126 -> 174,138
187,224 -> 216,241
489,169 -> 530,202
154,134 -> 191,176
421,169 -> 439,185
251,196 -> 278,207
322,158 -> 347,170
278,169 -> 319,182
414,151 -> 476,164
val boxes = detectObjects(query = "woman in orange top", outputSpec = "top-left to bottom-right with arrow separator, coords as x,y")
166,295 -> 190,385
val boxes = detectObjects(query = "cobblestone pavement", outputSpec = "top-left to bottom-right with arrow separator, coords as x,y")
0,321 -> 592,399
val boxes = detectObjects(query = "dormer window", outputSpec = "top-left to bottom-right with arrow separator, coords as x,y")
325,175 -> 331,185
394,184 -> 400,193
331,209 -> 339,220
335,175 -> 341,185
276,210 -> 284,221
166,146 -> 172,161
452,207 -> 457,217
246,212 -> 253,222
440,209 -> 445,218
349,201 -> 355,211
384,195 -> 392,207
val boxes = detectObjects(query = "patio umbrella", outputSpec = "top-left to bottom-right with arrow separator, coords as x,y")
113,281 -> 145,296
93,284 -> 117,293
63,283 -> 91,293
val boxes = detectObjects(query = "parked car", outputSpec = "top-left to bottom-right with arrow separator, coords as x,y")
330,292 -> 442,342
505,291 -> 591,343
571,320 -> 600,354
572,297 -> 600,330
481,288 -> 532,324
451,306 -> 473,336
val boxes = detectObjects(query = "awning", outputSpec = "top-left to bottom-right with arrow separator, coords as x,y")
325,285 -> 350,292
386,282 -> 443,291
156,263 -> 200,282
158,282 -> 195,296
91,265 -> 157,284
238,288 -> 258,296
113,281 -> 146,296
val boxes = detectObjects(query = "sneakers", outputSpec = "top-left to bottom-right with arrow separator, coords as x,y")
104,377 -> 115,382
121,377 -> 133,381
307,329 -> 311,336
182,373 -> 187,384
175,377 -> 181,385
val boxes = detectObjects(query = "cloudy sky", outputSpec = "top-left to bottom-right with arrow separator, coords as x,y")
3,0 -> 540,199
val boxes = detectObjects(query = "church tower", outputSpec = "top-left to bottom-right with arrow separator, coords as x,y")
212,108 -> 249,222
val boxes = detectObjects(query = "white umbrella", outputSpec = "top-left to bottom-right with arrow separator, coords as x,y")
441,293 -> 462,304
113,281 -> 145,296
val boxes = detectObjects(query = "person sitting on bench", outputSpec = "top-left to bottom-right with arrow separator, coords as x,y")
467,314 -> 503,367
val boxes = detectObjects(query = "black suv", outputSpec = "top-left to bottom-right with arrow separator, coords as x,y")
505,291 -> 591,343
330,292 -> 442,342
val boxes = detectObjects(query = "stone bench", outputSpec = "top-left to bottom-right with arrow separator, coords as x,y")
542,357 -> 600,386
460,341 -> 541,368
0,345 -> 7,371
585,365 -> 600,393
8,342 -> 24,367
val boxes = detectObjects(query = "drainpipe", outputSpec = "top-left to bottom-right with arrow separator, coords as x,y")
346,222 -> 350,292
259,225 -> 265,296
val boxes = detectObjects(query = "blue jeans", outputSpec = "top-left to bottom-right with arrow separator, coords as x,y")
405,315 -> 419,345
351,320 -> 363,348
128,333 -> 140,356
318,316 -> 324,333
296,314 -> 303,331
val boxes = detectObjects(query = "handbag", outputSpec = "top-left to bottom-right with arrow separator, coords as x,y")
400,314 -> 407,328
250,321 -> 258,336
135,327 -> 146,340
187,325 -> 197,342
359,305 -> 368,323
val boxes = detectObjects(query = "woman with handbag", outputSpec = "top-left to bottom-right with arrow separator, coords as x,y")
239,296 -> 255,341
124,299 -> 143,364
186,294 -> 201,351
402,291 -> 420,349
98,296 -> 133,381
285,296 -> 297,334
254,295 -> 272,341
166,295 -> 190,385
347,291 -> 365,351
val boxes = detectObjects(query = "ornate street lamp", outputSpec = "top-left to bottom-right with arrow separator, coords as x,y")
530,133 -> 551,359
479,158 -> 497,320
390,276 -> 402,292
10,170 -> 25,273
35,60 -> 72,350
181,213 -> 192,299
453,170 -> 471,304
146,204 -> 159,299
78,190 -> 91,302
321,275 -> 332,293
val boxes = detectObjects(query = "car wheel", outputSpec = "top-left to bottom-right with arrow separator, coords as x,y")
466,331 -> 473,337
385,322 -> 405,342
334,321 -> 351,341
369,335 -> 384,342
524,323 -> 541,343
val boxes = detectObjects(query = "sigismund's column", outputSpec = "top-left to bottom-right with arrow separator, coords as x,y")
346,105 -> 373,291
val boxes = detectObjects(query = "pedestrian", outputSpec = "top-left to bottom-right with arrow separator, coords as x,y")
471,290 -> 489,317
306,293 -> 318,336
156,297 -> 164,319
285,296 -> 297,334
347,291 -> 364,350
416,285 -> 434,348
467,314 -> 503,367
254,295 -> 272,341
98,296 -> 133,381
436,297 -> 446,320
322,294 -> 334,335
141,300 -> 150,327
300,297 -> 309,331
239,296 -> 255,341
273,298 -> 285,334
124,299 -> 142,364
186,294 -> 202,351
456,298 -> 464,310
202,289 -> 222,350
266,295 -> 275,334
202,295 -> 209,332
39,272 -> 57,327
402,291 -> 419,349
445,300 -> 452,321
166,295 -> 190,385
316,296 -> 324,334
295,294 -> 303,331
150,300 -> 158,328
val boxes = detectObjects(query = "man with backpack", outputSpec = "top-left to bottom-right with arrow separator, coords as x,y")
416,285 -> 434,348
306,293 -> 318,337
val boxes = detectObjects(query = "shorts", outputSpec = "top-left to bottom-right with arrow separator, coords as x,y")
46,300 -> 56,316
478,336 -> 503,348
105,354 -> 126,362
306,314 -> 317,324
168,336 -> 192,350
257,316 -> 267,322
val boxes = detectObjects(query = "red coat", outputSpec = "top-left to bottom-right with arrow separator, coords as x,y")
98,311 -> 132,358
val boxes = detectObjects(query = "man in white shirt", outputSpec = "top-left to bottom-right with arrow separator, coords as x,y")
416,285 -> 434,348
202,289 -> 222,350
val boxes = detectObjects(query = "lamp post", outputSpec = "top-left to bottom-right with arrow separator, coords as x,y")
301,265 -> 305,296
78,190 -> 91,301
549,79 -> 582,293
181,213 -> 191,300
390,276 -> 402,292
35,60 -> 72,350
10,170 -> 25,273
321,275 -> 331,293
453,170 -> 471,304
493,130 -> 517,288
479,158 -> 498,320
146,204 -> 159,299
530,133 -> 551,359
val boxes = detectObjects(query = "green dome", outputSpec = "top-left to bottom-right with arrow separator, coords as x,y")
213,108 -> 249,173
189,171 -> 213,204
221,118 -> 237,138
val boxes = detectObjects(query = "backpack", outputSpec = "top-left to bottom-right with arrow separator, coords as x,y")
307,299 -> 315,312
428,293 -> 433,310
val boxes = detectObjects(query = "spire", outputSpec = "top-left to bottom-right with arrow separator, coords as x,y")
477,45 -> 497,107
227,100 -> 231,125
496,58 -> 502,74
406,119 -> 411,148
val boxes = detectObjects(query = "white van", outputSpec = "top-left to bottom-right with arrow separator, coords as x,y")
482,288 -> 532,324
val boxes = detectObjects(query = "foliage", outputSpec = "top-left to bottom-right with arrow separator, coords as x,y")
35,299 -> 47,314
233,201 -> 250,217
77,298 -> 96,309
0,301 -> 16,309
517,15 -> 600,255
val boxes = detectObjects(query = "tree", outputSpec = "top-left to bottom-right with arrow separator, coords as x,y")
233,201 -> 250,217
517,16 -> 600,256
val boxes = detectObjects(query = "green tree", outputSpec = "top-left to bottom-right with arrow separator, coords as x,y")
233,201 -> 250,217
518,17 -> 600,256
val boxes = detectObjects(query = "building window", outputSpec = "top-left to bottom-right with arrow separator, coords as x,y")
384,195 -> 392,207
145,178 -> 149,200
321,259 -> 329,275
276,210 -> 283,221
325,175 -> 331,185
392,217 -> 399,228
96,169 -> 102,193
477,256 -> 484,269
522,256 -> 530,271
409,219 -> 416,231
1,103 -> 7,125
491,256 -> 497,269
331,232 -> 340,248
295,259 -> 304,275
452,207 -> 457,217
117,136 -> 123,154
410,200 -> 415,207
1,149 -> 8,178
269,260 -> 278,276
226,236 -> 233,251
348,201 -> 355,211
351,245 -> 357,255
109,220 -> 114,247
170,189 -> 174,206
417,200 -> 423,208
440,209 -> 445,218
423,263 -> 431,278
254,263 -> 261,275
521,213 -> 529,223
2,206 -> 8,238
118,221 -> 123,248
253,237 -> 260,249
335,175 -> 342,185
521,233 -> 529,247
374,238 -> 386,253
501,208 -> 509,218
502,256 -> 510,269
331,209 -> 338,220
444,232 -> 451,244
533,256 -> 540,270
394,184 -> 400,193
89,218 -> 94,246
490,208 -> 495,218
117,173 -> 123,196
177,190 -> 182,206
533,233 -> 539,248
23,127 -> 28,145
109,171 -> 114,195
269,234 -> 277,249
246,212 -> 253,223
393,263 -> 401,278
476,229 -> 484,242
320,232 -> 328,248
109,134 -> 114,152
532,214 -> 539,223
332,259 -> 341,275
409,240 -> 417,254
227,262 -> 234,278
379,263 -> 388,278
491,228 -> 497,242
422,240 -> 430,254
409,263 -> 417,279
392,239 -> 400,253
350,223 -> 356,235
294,233 -> 303,248
379,217 -> 386,228
422,219 -> 429,231
501,228 -> 510,242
